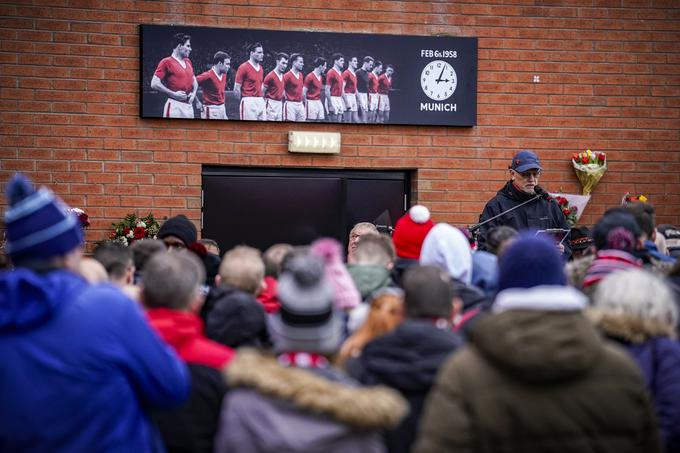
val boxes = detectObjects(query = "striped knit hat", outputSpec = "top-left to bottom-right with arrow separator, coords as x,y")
4,174 -> 83,264
582,249 -> 642,289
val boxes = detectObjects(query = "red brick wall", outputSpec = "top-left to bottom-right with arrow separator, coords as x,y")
1,0 -> 679,246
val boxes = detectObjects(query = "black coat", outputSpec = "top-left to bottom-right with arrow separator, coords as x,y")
346,320 -> 462,453
153,364 -> 228,453
477,181 -> 570,255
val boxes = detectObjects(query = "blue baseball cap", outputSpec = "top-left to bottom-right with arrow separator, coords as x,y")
509,150 -> 542,172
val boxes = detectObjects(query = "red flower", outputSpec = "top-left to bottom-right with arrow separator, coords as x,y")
562,208 -> 570,216
123,227 -> 130,235
133,226 -> 146,240
570,206 -> 578,213
582,155 -> 589,164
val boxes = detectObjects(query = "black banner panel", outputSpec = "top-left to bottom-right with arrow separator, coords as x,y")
140,24 -> 477,126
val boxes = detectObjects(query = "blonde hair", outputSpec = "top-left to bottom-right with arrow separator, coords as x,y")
593,268 -> 678,331
338,291 -> 404,364
219,245 -> 265,296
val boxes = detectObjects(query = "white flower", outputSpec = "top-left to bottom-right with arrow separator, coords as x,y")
137,221 -> 146,228
127,231 -> 134,239
121,236 -> 128,246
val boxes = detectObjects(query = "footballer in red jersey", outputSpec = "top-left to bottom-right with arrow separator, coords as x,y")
303,57 -> 327,122
151,33 -> 198,119
234,42 -> 265,121
325,53 -> 345,122
263,53 -> 288,121
283,53 -> 305,122
342,56 -> 359,123
377,64 -> 394,123
196,51 -> 230,120
368,61 -> 382,123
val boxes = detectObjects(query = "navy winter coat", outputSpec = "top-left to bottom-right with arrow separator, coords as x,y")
593,312 -> 680,453
477,181 -> 570,254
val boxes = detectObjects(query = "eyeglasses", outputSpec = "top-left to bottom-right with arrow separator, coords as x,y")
516,169 -> 541,179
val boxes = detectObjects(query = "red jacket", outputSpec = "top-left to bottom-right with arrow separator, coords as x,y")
147,308 -> 234,369
257,276 -> 281,314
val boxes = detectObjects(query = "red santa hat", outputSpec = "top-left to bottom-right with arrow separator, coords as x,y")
392,205 -> 434,259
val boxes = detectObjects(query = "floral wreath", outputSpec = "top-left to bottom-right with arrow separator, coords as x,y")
109,212 -> 160,246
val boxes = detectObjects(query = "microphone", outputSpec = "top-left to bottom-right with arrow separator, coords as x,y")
533,185 -> 550,200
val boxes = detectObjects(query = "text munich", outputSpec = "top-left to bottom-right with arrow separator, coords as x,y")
420,102 -> 457,112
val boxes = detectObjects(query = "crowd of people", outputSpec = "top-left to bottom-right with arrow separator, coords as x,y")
2,171 -> 680,453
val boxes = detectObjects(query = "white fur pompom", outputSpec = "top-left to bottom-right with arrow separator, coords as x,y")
409,205 -> 430,224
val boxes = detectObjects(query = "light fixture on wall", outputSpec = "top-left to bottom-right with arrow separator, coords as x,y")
288,131 -> 341,154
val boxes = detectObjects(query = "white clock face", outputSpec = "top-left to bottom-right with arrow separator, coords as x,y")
421,60 -> 457,101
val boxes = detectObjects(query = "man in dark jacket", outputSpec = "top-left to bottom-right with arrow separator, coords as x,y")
476,150 -> 570,255
347,265 -> 463,453
414,233 -> 661,453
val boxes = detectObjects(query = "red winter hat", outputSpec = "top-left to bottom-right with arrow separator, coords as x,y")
392,205 -> 434,259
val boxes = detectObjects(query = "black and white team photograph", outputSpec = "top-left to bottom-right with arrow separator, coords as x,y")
141,25 -> 477,127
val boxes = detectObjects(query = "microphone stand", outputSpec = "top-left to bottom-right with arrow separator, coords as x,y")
468,193 -> 543,235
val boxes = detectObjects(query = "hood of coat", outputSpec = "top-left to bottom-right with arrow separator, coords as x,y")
471,286 -> 601,383
0,269 -> 85,332
587,309 -> 676,344
347,264 -> 391,299
225,348 -> 407,430
146,308 -> 204,349
420,223 -> 472,285
356,319 -> 462,393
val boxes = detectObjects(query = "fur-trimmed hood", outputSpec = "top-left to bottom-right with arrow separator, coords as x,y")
587,309 -> 676,343
225,349 -> 407,430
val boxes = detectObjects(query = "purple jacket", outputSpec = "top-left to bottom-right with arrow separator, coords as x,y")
627,337 -> 680,453
594,312 -> 680,453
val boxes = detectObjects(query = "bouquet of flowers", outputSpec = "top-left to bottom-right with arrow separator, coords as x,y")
553,195 -> 579,227
572,149 -> 607,195
109,212 -> 160,246
622,193 -> 648,204
68,208 -> 90,228
549,192 -> 591,228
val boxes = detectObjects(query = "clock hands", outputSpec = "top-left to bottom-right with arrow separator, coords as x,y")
435,65 -> 446,84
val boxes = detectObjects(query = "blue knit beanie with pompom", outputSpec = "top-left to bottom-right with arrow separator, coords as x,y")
4,174 -> 82,264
